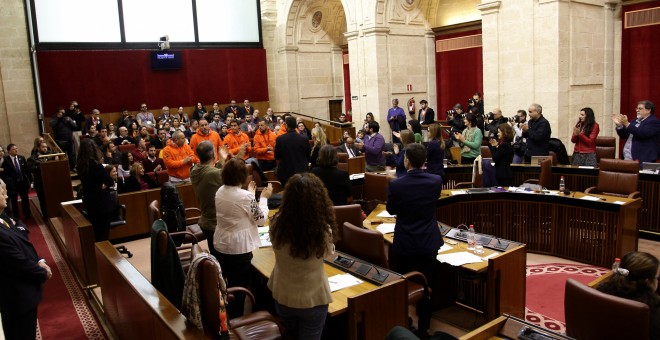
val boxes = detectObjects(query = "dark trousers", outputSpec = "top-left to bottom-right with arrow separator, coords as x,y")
8,180 -> 30,219
258,159 -> 276,171
389,249 -> 435,333
57,139 -> 75,170
34,181 -> 47,218
216,251 -> 253,318
1,306 -> 38,340
497,177 -> 512,187
87,211 -> 111,241
461,156 -> 476,166
201,228 -> 221,260
275,302 -> 328,340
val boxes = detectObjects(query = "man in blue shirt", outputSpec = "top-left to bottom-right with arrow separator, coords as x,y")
387,98 -> 406,143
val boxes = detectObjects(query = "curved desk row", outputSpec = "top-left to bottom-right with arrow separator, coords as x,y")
443,164 -> 658,236
435,190 -> 639,268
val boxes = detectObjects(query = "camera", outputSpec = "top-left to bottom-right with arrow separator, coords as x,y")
487,112 -> 494,120
446,109 -> 456,117
508,116 -> 520,123
468,98 -> 477,106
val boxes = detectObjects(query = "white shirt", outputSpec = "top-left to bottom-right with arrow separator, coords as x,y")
214,185 -> 268,254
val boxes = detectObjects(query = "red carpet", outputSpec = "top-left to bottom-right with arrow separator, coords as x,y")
22,216 -> 107,339
524,263 -> 609,334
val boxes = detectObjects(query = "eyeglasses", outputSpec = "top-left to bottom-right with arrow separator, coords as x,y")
636,107 -> 646,111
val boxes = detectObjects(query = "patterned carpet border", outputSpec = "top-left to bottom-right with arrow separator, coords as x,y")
524,263 -> 609,335
38,222 -> 106,339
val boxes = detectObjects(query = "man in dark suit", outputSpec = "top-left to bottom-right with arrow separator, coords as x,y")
0,183 -> 52,339
614,100 -> 660,167
522,103 -> 551,163
386,143 -> 442,335
84,109 -> 104,134
275,116 -> 310,185
418,100 -> 436,125
1,144 -> 32,219
337,137 -> 362,158
239,99 -> 254,120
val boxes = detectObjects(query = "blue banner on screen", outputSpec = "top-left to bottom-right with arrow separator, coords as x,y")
151,51 -> 182,70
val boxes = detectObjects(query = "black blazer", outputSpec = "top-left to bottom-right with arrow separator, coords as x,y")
387,169 -> 443,256
489,142 -> 514,182
418,108 -> 436,125
1,155 -> 32,189
337,143 -> 362,157
311,166 -> 352,206
523,115 -> 552,157
275,131 -> 311,184
0,213 -> 47,315
80,161 -> 116,214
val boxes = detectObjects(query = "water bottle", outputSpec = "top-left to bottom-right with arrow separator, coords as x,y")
612,258 -> 621,272
467,225 -> 476,251
559,176 -> 566,192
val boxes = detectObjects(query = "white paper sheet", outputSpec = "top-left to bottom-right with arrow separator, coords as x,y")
613,201 -> 625,205
481,253 -> 500,261
376,223 -> 396,234
349,173 -> 365,180
580,195 -> 602,201
258,226 -> 271,247
438,244 -> 453,253
436,251 -> 484,266
376,210 -> 395,218
328,273 -> 364,292
450,190 -> 467,195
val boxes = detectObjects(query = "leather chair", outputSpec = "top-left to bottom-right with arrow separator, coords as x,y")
524,157 -> 552,189
449,146 -> 462,164
564,278 -> 649,340
149,200 -> 205,243
152,219 -> 203,292
155,170 -> 169,185
197,256 -> 284,340
364,172 -> 388,202
341,222 -> 430,329
455,157 -> 482,189
245,163 -> 283,195
595,136 -> 616,163
480,145 -> 492,159
118,143 -> 136,153
585,159 -> 640,198
333,204 -> 363,252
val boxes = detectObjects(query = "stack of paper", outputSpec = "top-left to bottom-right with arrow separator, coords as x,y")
451,190 -> 468,195
349,173 -> 365,180
438,244 -> 453,253
376,223 -> 396,234
436,252 -> 484,266
376,210 -> 395,218
580,195 -> 601,201
328,273 -> 364,292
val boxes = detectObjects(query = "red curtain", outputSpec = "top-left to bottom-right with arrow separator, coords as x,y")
37,48 -> 269,114
435,29 -> 483,120
621,2 -> 660,121
342,49 -> 352,114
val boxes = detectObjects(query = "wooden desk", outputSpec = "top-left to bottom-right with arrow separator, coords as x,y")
435,189 -> 640,267
363,204 -> 527,322
444,163 -> 660,236
252,247 -> 403,316
460,314 -> 573,340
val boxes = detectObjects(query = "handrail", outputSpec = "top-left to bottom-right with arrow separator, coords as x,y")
273,111 -> 354,127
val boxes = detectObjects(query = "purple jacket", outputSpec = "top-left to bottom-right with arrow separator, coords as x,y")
363,133 -> 385,166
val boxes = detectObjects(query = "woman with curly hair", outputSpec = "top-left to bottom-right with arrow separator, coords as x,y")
571,107 -> 599,166
268,173 -> 336,340
597,251 -> 660,338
